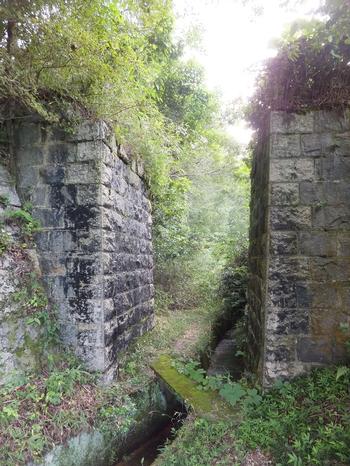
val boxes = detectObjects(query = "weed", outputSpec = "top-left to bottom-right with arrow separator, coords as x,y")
0,195 -> 9,207
11,273 -> 49,317
0,226 -> 11,255
171,358 -> 262,408
44,367 -> 91,405
97,397 -> 137,435
118,303 -> 219,387
158,367 -> 350,466
0,365 -> 97,464
236,367 -> 350,465
157,416 -> 239,465
3,204 -> 41,237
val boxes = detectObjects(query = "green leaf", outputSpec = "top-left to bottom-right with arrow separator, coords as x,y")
245,388 -> 262,406
336,366 -> 349,381
219,383 -> 245,407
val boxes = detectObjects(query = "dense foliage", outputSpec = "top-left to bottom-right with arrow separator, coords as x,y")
0,1 -> 173,122
157,367 -> 350,465
248,0 -> 350,129
0,1 -> 250,310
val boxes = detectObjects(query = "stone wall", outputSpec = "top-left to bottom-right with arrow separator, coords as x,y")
0,164 -> 45,382
247,124 -> 270,375
248,109 -> 350,386
13,118 -> 154,381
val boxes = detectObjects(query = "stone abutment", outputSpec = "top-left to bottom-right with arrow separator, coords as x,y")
9,118 -> 154,381
248,109 -> 350,386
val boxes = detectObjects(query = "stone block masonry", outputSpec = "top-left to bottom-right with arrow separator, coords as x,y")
248,109 -> 350,386
13,119 -> 154,381
0,164 -> 44,382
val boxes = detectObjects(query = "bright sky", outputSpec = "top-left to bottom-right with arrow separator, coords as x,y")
174,0 -> 323,143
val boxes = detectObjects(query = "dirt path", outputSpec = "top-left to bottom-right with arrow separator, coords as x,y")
173,324 -> 203,357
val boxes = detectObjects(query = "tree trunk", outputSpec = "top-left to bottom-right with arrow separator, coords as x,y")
5,17 -> 17,175
6,19 -> 16,55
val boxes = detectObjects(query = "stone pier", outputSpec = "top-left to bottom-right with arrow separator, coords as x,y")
13,119 -> 154,381
248,109 -> 350,386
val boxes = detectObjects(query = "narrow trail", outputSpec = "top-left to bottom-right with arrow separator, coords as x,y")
173,324 -> 202,354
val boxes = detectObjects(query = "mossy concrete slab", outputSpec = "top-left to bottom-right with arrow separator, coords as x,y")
151,354 -> 235,420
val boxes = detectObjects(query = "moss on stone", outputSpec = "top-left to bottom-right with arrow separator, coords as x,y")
151,355 -> 233,420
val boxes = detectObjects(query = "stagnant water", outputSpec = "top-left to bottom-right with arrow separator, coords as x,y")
114,412 -> 186,466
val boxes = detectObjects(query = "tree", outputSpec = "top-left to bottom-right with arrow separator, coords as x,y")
0,1 -> 174,123
246,0 -> 350,129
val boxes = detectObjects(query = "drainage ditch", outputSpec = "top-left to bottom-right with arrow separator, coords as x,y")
112,284 -> 248,466
113,325 -> 244,465
114,409 -> 186,466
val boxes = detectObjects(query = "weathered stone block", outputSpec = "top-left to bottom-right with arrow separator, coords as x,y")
33,207 -> 65,228
102,209 -> 123,232
297,336 -> 333,363
17,165 -> 39,190
65,163 -> 100,184
65,205 -> 101,230
313,205 -> 350,229
296,283 -> 313,308
310,257 -> 350,282
77,229 -> 103,253
301,133 -> 332,156
75,184 -> 99,206
270,183 -> 299,205
338,233 -> 350,256
270,158 -> 314,182
270,206 -> 312,230
14,121 -> 41,146
270,134 -> 301,158
270,111 -> 314,134
40,166 -> 65,185
299,181 -> 341,205
267,281 -> 297,308
16,146 -> 44,166
315,154 -> 350,180
77,141 -> 100,162
339,286 -> 350,308
270,231 -> 297,255
32,186 -> 47,206
333,131 -> 350,156
299,231 -> 337,257
67,120 -> 110,142
313,110 -> 350,133
311,284 -> 339,309
268,307 -> 309,336
311,308 -> 340,335
48,143 -> 77,164
35,230 -> 75,253
49,184 -> 76,209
